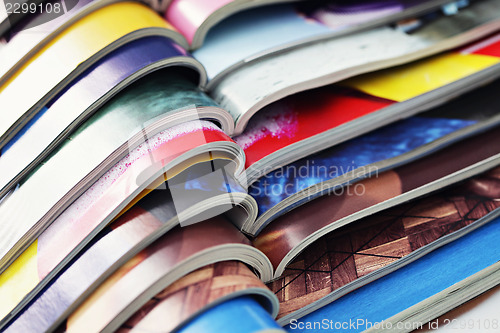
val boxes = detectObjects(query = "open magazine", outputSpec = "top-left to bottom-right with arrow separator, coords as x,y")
1,29 -> 500,287
0,0 -> 452,82
1,0 -> 499,152
288,203 -> 500,333
2,29 -> 500,277
3,150 -> 500,332
1,0 -> 500,331
1,50 -> 500,325
207,0 -> 500,133
3,4 -> 500,207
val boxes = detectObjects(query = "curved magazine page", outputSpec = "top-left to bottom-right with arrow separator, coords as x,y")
165,0 -> 301,50
0,0 -> 183,82
269,167 -> 500,322
368,272 -> 500,332
286,214 -> 500,332
343,33 -> 500,101
56,218 -> 272,333
0,120 -> 242,275
212,0 -> 500,135
416,284 -> 500,333
247,78 -> 500,233
173,297 -> 284,333
236,33 -> 500,183
0,146 -> 251,327
0,70 -> 230,265
0,0 -> 114,83
0,69 -> 226,197
196,0 -> 451,81
1,173 -> 255,332
118,261 -> 277,333
235,86 -> 393,173
0,2 -> 186,149
0,36 -> 217,200
254,127 -> 500,275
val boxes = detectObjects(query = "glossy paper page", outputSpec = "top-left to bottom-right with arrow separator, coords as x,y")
119,261 -> 274,333
269,167 -> 500,320
254,127 -> 500,269
343,31 -> 500,101
287,207 -> 500,332
0,123 -> 238,326
0,2 -> 177,147
235,87 -> 393,168
0,36 -> 198,198
0,70 -> 219,269
166,0 -> 232,46
63,217 -> 252,333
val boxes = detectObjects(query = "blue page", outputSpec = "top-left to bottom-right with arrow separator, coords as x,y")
195,1 -> 426,80
194,4 -> 330,80
250,117 -> 475,217
285,214 -> 500,332
178,296 -> 285,333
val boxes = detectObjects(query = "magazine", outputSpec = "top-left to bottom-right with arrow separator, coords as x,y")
0,42 -> 215,200
2,111 -> 500,331
209,0 -> 500,134
2,36 -> 500,283
195,0 -> 454,81
1,0 -> 499,150
417,284 -> 500,333
2,28 -> 500,203
2,0 -> 499,331
0,2 -> 187,149
4,159 -> 500,332
130,171 -> 500,333
0,0 -> 449,83
288,209 -> 500,333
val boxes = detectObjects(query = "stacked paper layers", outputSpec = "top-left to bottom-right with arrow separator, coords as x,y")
0,0 -> 499,332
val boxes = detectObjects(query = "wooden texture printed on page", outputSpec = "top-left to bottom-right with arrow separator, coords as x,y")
268,167 -> 500,318
255,127 -> 500,268
118,261 -> 268,333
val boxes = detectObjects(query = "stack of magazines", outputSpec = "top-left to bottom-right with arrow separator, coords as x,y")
1,0 -> 500,332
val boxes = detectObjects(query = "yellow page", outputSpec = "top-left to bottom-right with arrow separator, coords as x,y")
343,52 -> 500,102
0,2 -> 177,141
